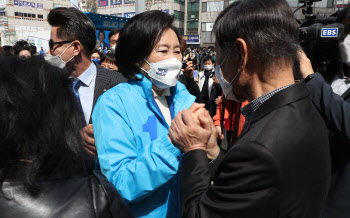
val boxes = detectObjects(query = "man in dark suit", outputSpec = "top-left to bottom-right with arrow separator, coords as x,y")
297,9 -> 350,214
47,7 -> 126,172
168,0 -> 331,217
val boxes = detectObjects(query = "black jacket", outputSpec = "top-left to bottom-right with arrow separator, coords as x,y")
180,81 -> 331,218
179,74 -> 202,103
306,73 -> 350,218
0,171 -> 134,218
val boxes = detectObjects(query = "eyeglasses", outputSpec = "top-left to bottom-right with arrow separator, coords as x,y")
49,39 -> 74,50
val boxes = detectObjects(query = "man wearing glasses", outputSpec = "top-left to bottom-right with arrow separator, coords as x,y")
47,7 -> 126,173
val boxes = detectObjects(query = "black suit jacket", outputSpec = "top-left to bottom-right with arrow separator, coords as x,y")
306,74 -> 350,218
88,63 -> 127,124
181,81 -> 331,218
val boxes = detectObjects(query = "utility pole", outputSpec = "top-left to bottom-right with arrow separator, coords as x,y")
135,0 -> 146,14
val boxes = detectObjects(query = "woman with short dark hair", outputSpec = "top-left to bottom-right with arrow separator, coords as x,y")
92,10 -> 199,218
0,56 -> 133,218
13,40 -> 33,58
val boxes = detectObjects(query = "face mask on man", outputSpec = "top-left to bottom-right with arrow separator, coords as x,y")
140,58 -> 182,89
204,64 -> 213,71
45,42 -> 74,69
214,46 -> 243,102
339,35 -> 350,66
111,44 -> 116,53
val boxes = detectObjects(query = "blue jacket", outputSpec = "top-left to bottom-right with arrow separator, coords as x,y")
92,74 -> 195,218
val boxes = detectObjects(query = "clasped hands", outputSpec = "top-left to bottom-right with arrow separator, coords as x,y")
168,103 -> 220,160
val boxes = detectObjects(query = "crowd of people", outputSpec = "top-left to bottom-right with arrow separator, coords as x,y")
1,0 -> 350,217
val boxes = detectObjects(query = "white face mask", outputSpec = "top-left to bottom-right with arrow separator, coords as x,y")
215,46 -> 243,102
44,54 -> 66,69
215,65 -> 242,102
339,35 -> 350,66
204,65 -> 213,71
140,58 -> 182,89
45,42 -> 74,69
111,44 -> 116,53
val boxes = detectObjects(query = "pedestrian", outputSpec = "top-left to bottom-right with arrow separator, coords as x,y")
47,7 -> 126,173
92,10 -> 198,218
169,0 -> 331,217
0,56 -> 133,218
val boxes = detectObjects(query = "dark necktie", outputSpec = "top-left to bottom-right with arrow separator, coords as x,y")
72,78 -> 82,107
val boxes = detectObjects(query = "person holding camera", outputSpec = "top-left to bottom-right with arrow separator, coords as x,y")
298,5 -> 350,218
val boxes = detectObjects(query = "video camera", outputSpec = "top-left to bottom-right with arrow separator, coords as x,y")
298,0 -> 346,75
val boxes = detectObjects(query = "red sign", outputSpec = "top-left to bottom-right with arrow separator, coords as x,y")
98,0 -> 108,7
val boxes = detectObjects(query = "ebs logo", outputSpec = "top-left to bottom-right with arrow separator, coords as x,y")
321,28 -> 338,38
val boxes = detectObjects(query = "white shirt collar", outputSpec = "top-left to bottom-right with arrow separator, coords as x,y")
78,62 -> 97,87
152,88 -> 171,98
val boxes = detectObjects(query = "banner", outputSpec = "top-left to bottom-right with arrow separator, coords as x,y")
111,13 -> 123,17
18,1 -> 23,6
124,0 -> 135,4
31,2 -> 35,8
70,0 -> 80,8
14,0 -> 18,6
183,35 -> 200,44
111,0 -> 122,6
37,3 -> 43,9
98,0 -> 108,6
96,30 -> 111,49
124,12 -> 135,18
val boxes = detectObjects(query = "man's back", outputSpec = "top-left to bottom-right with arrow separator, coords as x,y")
181,82 -> 331,218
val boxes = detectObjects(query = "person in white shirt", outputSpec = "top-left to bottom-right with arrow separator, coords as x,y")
198,55 -> 222,116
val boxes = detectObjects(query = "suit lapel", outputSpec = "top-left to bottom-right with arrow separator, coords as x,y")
89,65 -> 112,124
341,87 -> 350,100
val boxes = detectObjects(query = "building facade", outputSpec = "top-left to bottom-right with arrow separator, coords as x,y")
0,0 -> 342,47
96,0 -> 338,47
96,0 -> 186,35
0,0 -> 70,47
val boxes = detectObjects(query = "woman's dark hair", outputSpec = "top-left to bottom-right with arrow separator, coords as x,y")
103,53 -> 117,65
115,10 -> 181,80
337,4 -> 350,24
13,40 -> 33,56
203,55 -> 215,64
48,7 -> 96,56
91,48 -> 105,63
214,0 -> 299,67
0,56 -> 86,196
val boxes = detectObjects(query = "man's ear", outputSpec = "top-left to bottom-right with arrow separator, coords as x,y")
235,38 -> 248,73
72,40 -> 82,56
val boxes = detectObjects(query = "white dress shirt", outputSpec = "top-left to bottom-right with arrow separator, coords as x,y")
331,66 -> 350,96
152,88 -> 172,126
78,62 -> 97,124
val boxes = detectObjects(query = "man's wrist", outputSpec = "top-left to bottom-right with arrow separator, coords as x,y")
183,144 -> 207,153
207,145 -> 220,160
